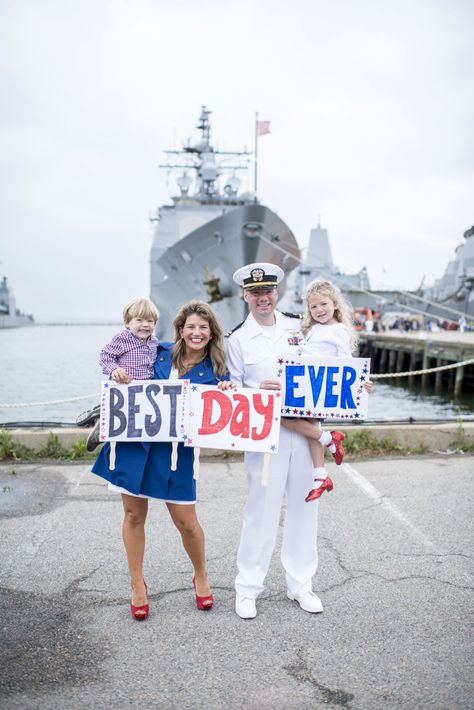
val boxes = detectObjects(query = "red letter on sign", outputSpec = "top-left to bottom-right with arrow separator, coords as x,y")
198,390 -> 233,435
230,394 -> 250,438
251,394 -> 274,441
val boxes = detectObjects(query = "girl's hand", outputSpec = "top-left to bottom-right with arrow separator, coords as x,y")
259,379 -> 281,390
364,379 -> 373,394
111,367 -> 132,384
217,380 -> 236,391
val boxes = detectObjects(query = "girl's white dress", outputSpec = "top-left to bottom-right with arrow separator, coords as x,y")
302,323 -> 352,358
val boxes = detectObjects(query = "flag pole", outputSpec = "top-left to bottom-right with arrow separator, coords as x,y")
254,111 -> 258,197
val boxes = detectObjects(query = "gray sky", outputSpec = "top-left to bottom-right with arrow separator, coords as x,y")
1,0 -> 473,321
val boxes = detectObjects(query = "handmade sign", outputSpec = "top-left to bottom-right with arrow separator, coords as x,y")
277,355 -> 371,420
184,384 -> 281,453
99,379 -> 189,442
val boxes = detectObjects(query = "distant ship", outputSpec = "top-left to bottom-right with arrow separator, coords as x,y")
423,225 -> 474,318
0,276 -> 34,329
150,107 -> 300,338
279,221 -> 474,325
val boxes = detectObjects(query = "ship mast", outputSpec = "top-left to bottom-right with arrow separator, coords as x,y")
159,106 -> 252,202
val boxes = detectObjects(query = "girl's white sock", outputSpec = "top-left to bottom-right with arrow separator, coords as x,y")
312,467 -> 327,489
318,430 -> 336,453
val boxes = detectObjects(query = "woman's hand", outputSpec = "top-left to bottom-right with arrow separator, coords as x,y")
111,367 -> 132,384
364,379 -> 373,394
217,380 -> 236,391
259,379 -> 281,390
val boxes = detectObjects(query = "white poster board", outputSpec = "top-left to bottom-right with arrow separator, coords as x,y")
99,379 -> 189,443
184,384 -> 281,453
276,355 -> 371,420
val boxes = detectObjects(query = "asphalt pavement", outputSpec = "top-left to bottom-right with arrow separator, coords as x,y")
1,454 -> 473,709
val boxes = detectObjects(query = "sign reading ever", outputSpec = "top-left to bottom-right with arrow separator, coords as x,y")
277,355 -> 371,420
99,380 -> 189,443
99,381 -> 281,453
185,384 -> 281,453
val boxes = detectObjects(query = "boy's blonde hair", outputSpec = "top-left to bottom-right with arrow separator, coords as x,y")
123,298 -> 159,324
172,300 -> 227,378
301,279 -> 358,351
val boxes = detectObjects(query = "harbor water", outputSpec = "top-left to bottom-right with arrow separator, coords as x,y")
0,325 -> 472,425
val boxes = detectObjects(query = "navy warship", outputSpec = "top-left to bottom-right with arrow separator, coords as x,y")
0,275 -> 34,329
150,107 -> 300,338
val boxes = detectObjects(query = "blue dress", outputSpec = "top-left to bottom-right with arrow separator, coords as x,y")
91,342 -> 229,502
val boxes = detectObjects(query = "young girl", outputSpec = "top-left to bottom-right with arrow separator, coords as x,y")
281,279 -> 368,502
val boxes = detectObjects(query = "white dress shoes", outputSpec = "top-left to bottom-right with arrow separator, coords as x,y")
235,595 -> 257,619
287,591 -> 323,613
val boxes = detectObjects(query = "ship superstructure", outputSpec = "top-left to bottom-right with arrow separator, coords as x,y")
423,225 -> 474,317
0,276 -> 34,328
150,107 -> 300,338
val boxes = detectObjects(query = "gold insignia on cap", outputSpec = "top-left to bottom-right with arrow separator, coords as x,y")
251,268 -> 264,282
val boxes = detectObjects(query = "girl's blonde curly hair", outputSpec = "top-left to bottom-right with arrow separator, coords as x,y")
301,279 -> 358,352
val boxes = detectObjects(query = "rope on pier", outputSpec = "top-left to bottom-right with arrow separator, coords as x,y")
0,359 -> 473,408
0,393 -> 99,408
371,357 -> 474,379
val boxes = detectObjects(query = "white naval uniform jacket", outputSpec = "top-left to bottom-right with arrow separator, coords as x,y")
225,310 -> 319,600
225,310 -> 303,388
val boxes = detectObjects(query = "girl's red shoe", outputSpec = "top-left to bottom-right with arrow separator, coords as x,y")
305,476 -> 334,502
130,580 -> 149,621
193,576 -> 213,610
330,431 -> 346,465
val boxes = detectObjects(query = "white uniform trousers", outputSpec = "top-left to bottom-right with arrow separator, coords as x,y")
235,426 -> 319,599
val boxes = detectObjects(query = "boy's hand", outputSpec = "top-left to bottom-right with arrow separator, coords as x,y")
111,367 -> 132,384
364,379 -> 373,394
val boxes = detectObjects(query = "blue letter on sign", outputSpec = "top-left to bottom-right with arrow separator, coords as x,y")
324,367 -> 339,408
340,367 -> 356,409
285,365 -> 305,408
308,366 -> 325,407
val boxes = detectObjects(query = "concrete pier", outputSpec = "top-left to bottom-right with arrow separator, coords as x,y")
359,330 -> 474,395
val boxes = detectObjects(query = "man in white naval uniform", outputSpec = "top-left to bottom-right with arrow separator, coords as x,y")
226,263 -> 323,619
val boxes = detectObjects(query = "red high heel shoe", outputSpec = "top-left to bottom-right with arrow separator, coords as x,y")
193,576 -> 213,611
330,431 -> 346,465
130,579 -> 149,621
305,476 -> 334,502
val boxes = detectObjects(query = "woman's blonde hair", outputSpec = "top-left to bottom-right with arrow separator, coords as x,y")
301,279 -> 358,351
172,300 -> 227,378
123,298 -> 159,323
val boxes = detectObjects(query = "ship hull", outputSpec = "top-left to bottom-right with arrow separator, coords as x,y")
151,203 -> 300,338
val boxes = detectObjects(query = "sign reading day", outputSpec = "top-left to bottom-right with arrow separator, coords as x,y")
277,355 -> 371,420
99,381 -> 280,453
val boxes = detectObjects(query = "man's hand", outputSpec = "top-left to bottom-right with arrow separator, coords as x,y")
259,379 -> 282,390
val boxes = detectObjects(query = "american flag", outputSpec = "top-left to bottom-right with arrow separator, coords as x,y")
257,120 -> 271,136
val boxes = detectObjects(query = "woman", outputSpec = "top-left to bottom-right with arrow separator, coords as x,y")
92,300 -> 232,619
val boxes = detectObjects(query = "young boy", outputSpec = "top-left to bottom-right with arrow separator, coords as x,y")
86,298 -> 160,451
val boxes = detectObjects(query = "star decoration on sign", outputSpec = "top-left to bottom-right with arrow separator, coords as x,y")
270,445 -> 276,451
192,385 -> 197,391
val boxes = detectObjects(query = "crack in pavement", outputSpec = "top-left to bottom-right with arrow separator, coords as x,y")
317,536 -> 473,593
285,648 -> 354,707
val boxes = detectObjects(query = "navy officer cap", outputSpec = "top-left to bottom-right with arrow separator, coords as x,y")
233,262 -> 284,290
